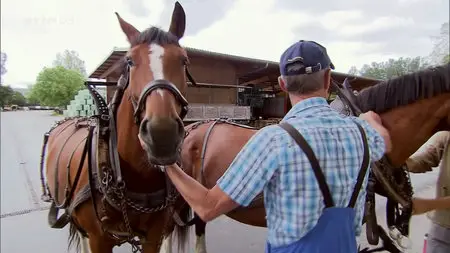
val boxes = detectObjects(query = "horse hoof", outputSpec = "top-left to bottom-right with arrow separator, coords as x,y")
41,195 -> 51,202
397,236 -> 412,249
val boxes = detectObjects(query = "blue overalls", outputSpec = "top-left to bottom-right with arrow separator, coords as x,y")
265,122 -> 370,253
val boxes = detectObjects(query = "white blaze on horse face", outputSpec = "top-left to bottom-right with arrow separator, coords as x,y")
149,43 -> 165,79
148,43 -> 166,98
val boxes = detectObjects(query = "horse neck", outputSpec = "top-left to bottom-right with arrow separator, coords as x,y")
381,92 -> 450,167
115,89 -> 164,191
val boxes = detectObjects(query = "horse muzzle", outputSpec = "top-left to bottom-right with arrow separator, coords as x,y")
138,116 -> 184,165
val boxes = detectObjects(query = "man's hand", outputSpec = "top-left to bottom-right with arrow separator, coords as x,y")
412,196 -> 450,215
412,198 -> 433,215
360,111 -> 382,125
405,158 -> 433,173
359,111 -> 392,152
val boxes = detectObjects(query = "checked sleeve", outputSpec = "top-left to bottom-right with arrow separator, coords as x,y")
351,117 -> 386,162
216,126 -> 280,207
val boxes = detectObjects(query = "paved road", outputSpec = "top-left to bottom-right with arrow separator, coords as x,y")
0,111 -> 438,253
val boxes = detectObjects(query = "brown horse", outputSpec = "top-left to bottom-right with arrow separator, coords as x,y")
39,2 -> 195,253
170,64 -> 450,253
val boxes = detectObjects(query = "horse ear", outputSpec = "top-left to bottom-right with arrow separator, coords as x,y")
168,1 -> 186,40
115,12 -> 140,45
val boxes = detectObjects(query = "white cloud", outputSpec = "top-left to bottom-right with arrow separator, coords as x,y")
1,0 -> 164,87
181,0 -> 308,63
1,0 -> 448,88
180,0 -> 412,73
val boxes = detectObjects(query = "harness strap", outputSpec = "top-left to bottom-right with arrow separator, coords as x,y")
200,120 -> 221,184
278,122 -> 335,208
348,122 -> 370,208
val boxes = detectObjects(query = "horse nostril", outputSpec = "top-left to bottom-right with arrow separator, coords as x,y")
140,118 -> 150,135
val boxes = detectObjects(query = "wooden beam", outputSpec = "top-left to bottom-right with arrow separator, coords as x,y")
99,59 -> 123,79
187,82 -> 252,89
240,75 -> 270,85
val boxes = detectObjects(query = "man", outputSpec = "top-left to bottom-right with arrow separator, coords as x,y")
165,40 -> 392,252
406,131 -> 450,253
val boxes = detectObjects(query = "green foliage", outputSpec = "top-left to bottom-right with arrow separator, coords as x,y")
28,66 -> 85,107
443,54 -> 450,64
429,22 -> 449,65
348,56 -> 430,80
52,49 -> 87,77
10,91 -> 27,106
347,66 -> 358,76
0,85 -> 14,107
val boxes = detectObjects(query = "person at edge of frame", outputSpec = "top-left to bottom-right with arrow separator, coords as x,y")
406,131 -> 450,253
162,40 -> 392,253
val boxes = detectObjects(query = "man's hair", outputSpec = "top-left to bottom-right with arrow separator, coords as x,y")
281,68 -> 329,94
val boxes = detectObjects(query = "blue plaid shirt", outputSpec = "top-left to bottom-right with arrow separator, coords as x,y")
216,97 -> 385,247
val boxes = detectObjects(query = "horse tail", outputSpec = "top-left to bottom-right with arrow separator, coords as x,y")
172,204 -> 192,253
68,222 -> 81,253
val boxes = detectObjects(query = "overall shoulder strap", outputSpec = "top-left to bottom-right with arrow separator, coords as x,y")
278,122 -> 335,208
347,122 -> 370,208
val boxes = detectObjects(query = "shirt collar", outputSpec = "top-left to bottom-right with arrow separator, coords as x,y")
283,97 -> 329,121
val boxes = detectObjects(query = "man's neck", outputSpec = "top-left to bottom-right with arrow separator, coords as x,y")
289,90 -> 327,106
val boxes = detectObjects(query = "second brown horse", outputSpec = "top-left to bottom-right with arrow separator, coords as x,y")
172,64 -> 450,253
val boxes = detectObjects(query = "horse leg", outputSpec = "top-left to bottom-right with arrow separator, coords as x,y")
160,234 -> 172,253
79,231 -> 91,253
194,214 -> 207,253
142,212 -> 173,253
87,236 -> 114,253
71,202 -> 115,253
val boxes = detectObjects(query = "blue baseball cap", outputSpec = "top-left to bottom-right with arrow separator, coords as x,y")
279,40 -> 335,76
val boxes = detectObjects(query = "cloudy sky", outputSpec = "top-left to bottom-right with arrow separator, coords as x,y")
1,0 -> 448,87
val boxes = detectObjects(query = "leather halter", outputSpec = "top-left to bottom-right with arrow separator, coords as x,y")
119,56 -> 195,125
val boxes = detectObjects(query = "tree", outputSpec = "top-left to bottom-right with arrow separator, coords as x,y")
52,50 -> 87,77
1,51 -> 7,85
348,66 -> 358,76
0,85 -> 14,107
443,54 -> 450,64
10,91 -> 27,106
347,56 -> 430,80
429,22 -> 449,65
28,66 -> 85,107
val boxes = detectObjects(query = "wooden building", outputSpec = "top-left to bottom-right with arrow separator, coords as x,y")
88,46 -> 381,122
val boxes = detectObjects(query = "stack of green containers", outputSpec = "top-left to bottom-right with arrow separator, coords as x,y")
63,88 -> 107,117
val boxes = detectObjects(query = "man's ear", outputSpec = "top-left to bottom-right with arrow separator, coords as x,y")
323,68 -> 332,91
278,76 -> 288,93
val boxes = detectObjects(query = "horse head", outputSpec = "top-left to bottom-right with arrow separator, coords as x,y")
115,2 -> 190,166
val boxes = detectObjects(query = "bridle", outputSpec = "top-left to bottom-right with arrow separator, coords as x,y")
116,54 -> 197,125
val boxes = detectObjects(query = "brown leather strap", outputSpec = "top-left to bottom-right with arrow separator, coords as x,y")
348,122 -> 370,208
279,122 -> 335,208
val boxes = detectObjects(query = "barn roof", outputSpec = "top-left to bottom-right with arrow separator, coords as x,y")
89,47 -> 381,90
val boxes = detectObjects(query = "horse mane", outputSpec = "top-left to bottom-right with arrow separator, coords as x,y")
356,63 -> 450,113
116,26 -> 181,77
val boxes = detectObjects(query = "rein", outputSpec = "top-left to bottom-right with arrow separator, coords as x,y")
331,79 -> 414,253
